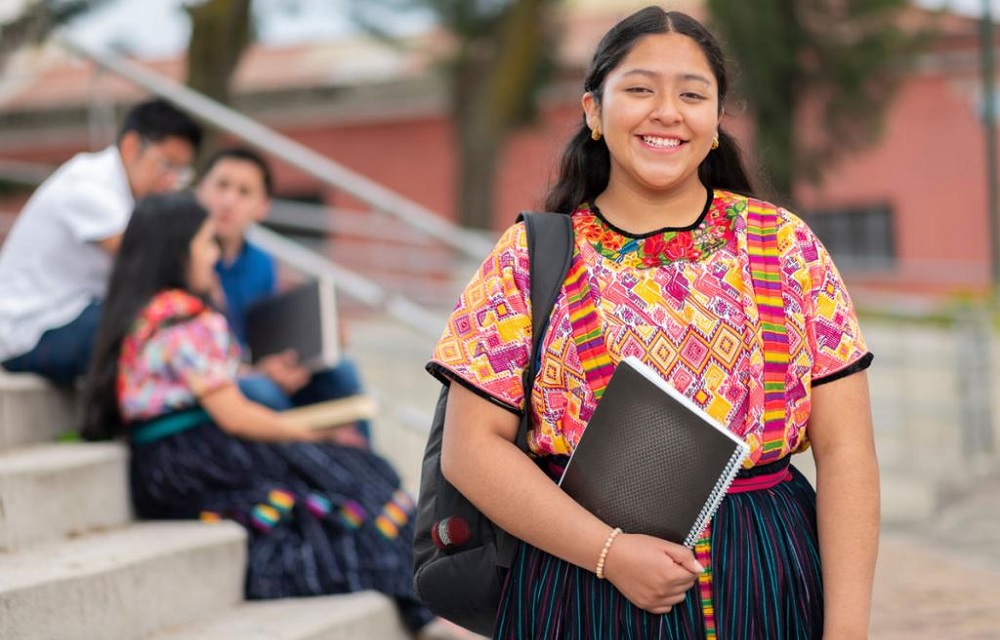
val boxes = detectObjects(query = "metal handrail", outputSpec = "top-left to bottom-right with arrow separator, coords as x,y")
55,34 -> 483,341
246,224 -> 445,338
58,36 -> 494,261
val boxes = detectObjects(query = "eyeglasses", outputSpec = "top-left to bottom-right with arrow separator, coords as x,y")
140,137 -> 195,188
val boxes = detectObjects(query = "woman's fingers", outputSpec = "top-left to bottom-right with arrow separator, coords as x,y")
603,533 -> 700,612
661,540 -> 705,575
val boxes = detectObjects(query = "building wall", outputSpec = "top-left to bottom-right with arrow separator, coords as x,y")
268,101 -> 583,229
798,67 -> 994,292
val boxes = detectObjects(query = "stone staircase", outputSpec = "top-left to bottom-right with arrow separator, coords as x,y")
0,370 -> 414,640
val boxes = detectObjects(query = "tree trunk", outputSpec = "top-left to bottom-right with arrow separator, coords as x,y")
449,0 -> 554,229
184,0 -> 252,159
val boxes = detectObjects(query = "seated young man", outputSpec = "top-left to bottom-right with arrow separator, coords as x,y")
196,147 -> 372,444
0,99 -> 202,383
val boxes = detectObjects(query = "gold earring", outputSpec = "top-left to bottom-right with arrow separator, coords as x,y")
711,136 -> 720,150
591,128 -> 602,141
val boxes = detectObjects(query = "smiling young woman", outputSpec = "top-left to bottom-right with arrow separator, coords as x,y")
428,6 -> 878,640
583,32 -> 721,232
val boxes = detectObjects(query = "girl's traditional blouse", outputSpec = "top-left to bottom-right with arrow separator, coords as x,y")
118,289 -> 241,422
429,190 -> 871,466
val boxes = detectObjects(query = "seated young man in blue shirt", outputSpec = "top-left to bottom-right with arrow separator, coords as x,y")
196,147 -> 370,446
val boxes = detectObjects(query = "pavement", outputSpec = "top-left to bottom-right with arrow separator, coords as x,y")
873,533 -> 1000,640
871,473 -> 1000,640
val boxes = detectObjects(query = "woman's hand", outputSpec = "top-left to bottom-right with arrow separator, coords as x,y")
602,533 -> 703,614
256,350 -> 310,394
318,424 -> 369,449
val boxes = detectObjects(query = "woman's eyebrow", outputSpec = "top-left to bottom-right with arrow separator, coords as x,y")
620,68 -> 713,86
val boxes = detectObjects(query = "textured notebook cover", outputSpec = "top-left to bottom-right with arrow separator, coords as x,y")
245,279 -> 340,371
559,356 -> 750,547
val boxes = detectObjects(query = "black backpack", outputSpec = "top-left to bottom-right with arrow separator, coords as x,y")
413,212 -> 574,636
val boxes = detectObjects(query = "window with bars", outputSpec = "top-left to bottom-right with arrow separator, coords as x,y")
804,204 -> 895,272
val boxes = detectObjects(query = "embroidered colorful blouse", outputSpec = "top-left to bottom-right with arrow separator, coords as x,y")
429,190 -> 871,466
118,289 -> 241,422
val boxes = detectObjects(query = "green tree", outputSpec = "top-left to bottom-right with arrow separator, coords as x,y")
0,0 -> 254,159
353,0 -> 560,229
0,0 -> 252,113
706,0 -> 931,202
0,0 -> 106,71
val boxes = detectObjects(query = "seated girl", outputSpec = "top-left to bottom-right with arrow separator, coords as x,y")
81,192 -> 453,638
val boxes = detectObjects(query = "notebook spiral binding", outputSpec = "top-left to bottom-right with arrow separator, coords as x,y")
683,446 -> 750,549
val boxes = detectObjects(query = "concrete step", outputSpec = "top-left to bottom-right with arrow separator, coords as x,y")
0,372 -> 81,449
0,521 -> 246,640
149,592 -> 410,640
0,442 -> 130,551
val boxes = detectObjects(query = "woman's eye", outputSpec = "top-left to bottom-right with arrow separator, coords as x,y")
625,86 -> 652,94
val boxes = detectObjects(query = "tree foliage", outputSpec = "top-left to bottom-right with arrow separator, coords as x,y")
0,0 -> 108,70
706,0 -> 931,202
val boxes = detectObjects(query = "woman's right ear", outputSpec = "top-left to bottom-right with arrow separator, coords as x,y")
582,92 -> 601,133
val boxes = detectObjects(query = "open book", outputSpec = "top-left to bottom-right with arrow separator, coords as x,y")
281,394 -> 378,431
245,279 -> 340,371
559,356 -> 750,548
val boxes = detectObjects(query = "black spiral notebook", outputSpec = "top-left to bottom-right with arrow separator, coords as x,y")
558,356 -> 750,548
245,279 -> 340,372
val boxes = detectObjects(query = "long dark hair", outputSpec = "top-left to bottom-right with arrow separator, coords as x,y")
545,7 -> 754,213
81,192 -> 209,440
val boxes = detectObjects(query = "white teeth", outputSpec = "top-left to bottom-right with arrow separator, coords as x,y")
642,136 -> 681,148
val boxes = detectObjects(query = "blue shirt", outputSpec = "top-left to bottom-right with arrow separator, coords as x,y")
215,241 -> 276,346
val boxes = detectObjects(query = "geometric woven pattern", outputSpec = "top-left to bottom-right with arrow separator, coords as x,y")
118,289 -> 242,422
431,190 -> 869,465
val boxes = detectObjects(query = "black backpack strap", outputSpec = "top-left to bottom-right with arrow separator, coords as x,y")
495,211 -> 573,566
516,211 -> 574,451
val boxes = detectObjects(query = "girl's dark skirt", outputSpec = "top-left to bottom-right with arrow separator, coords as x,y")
493,462 -> 822,639
129,420 -> 434,633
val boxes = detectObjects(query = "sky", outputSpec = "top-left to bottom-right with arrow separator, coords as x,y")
10,0 -> 1000,59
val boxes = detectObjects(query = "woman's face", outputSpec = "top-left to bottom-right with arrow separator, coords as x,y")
186,219 -> 221,296
583,33 -> 721,201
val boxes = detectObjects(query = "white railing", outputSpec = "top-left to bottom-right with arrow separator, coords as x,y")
56,35 -> 491,340
58,36 -> 493,261
247,224 -> 446,337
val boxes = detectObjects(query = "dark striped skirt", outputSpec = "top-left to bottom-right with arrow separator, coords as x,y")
494,459 -> 822,639
129,417 -> 434,633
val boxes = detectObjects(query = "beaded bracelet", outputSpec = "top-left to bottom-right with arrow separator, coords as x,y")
595,527 -> 623,579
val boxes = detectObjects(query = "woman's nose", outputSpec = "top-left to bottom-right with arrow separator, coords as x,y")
651,95 -> 682,123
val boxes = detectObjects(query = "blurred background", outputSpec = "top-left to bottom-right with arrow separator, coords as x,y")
1,1 -> 999,638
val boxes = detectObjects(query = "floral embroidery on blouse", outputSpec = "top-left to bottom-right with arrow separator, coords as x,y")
118,289 -> 241,422
575,196 -> 743,268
